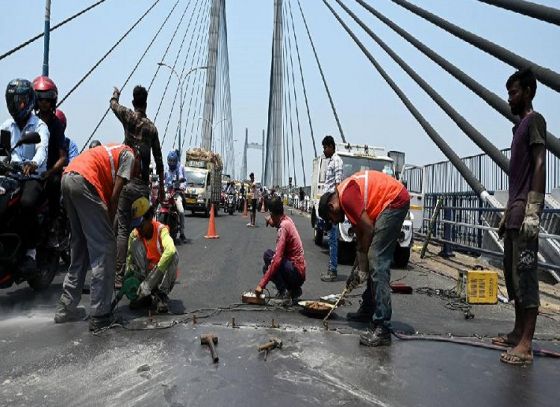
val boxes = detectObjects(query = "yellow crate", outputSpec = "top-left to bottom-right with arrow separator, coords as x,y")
467,269 -> 498,304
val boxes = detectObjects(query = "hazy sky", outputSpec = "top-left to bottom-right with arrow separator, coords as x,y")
1,0 -> 558,184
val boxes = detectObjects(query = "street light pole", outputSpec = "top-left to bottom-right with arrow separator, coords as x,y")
157,63 -> 208,156
42,0 -> 52,76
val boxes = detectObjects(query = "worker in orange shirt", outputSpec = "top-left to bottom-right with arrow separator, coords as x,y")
54,143 -> 139,331
319,170 -> 410,347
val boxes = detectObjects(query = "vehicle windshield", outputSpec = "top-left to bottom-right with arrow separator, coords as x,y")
185,170 -> 207,188
341,156 -> 393,179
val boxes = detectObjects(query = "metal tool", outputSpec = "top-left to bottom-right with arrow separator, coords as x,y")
322,288 -> 349,327
201,334 -> 219,363
258,337 -> 282,361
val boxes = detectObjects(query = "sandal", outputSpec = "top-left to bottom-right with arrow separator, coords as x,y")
491,334 -> 518,348
500,350 -> 533,366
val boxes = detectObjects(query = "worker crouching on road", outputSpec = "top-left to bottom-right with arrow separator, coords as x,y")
319,170 -> 410,347
255,196 -> 306,303
125,197 -> 178,314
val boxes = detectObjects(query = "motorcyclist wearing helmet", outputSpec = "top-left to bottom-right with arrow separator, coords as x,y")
164,150 -> 187,244
1,79 -> 50,271
33,76 -> 67,228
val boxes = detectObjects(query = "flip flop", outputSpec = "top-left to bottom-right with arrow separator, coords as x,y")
500,350 -> 533,366
491,334 -> 518,348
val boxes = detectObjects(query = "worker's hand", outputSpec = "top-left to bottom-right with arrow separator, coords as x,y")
346,267 -> 368,291
255,285 -> 263,296
520,191 -> 544,242
112,86 -> 121,97
23,162 -> 37,176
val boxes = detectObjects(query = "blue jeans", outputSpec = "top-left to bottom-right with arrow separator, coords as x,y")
329,224 -> 338,273
368,203 -> 409,329
263,249 -> 304,292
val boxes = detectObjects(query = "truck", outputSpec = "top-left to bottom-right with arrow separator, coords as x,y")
310,143 -> 413,268
183,148 -> 223,217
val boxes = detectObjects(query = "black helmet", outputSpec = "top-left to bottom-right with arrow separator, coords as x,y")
89,140 -> 102,149
5,79 -> 35,122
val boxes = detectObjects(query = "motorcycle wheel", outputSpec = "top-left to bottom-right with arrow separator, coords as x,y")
28,250 -> 59,291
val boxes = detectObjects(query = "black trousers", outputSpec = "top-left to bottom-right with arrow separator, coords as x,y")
20,179 -> 44,249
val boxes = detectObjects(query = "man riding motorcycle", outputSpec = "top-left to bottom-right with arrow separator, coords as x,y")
1,79 -> 49,271
164,150 -> 187,243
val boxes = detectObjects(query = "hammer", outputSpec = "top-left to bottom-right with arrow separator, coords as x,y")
201,334 -> 219,363
258,337 -> 282,361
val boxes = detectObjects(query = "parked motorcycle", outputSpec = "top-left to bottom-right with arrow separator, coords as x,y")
156,178 -> 185,241
0,130 -> 67,291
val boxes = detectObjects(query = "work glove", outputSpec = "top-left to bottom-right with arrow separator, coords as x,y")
520,191 -> 544,242
346,252 -> 369,292
137,266 -> 162,299
497,207 -> 508,239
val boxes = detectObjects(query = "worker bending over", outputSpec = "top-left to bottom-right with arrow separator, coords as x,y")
319,170 -> 410,347
255,196 -> 306,303
125,197 -> 178,313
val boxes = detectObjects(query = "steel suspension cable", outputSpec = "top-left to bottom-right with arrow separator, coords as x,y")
80,0 -> 177,151
160,0 -> 208,147
390,0 -> 560,93
296,0 -> 347,144
337,0 -> 509,173
478,0 -> 560,26
0,0 -> 111,62
58,0 -> 160,107
154,0 -> 199,123
322,0 -> 488,198
149,1 -> 192,91
286,0 -> 307,185
287,0 -> 317,159
355,0 -> 560,159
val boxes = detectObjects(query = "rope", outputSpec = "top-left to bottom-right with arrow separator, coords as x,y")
296,0 -> 346,143
58,0 -> 160,108
0,0 -> 110,62
80,0 -> 177,151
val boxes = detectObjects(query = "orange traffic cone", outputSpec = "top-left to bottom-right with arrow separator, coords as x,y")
242,198 -> 248,217
204,204 -> 220,239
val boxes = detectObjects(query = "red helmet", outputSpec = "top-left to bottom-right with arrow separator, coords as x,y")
32,76 -> 58,104
55,109 -> 67,131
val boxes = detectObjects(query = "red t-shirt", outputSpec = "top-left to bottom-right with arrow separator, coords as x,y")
341,180 -> 409,225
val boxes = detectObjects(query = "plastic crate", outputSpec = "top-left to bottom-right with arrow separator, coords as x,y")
466,269 -> 498,304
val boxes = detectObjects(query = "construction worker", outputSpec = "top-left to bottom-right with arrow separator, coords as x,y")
126,197 -> 178,313
54,144 -> 138,331
110,85 -> 165,289
319,170 -> 410,347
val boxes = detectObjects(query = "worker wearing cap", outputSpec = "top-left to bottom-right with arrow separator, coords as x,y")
319,170 -> 410,347
125,197 -> 178,313
54,144 -> 138,331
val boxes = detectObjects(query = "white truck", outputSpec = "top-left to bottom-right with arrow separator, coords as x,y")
310,143 -> 413,267
183,148 -> 223,217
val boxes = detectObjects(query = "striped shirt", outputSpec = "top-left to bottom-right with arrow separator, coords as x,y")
324,152 -> 343,193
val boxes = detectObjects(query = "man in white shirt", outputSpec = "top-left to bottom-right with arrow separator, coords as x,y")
1,79 -> 49,271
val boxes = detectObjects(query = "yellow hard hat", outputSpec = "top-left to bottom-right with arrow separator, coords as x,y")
131,197 -> 151,227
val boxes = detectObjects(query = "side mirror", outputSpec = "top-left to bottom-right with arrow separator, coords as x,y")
14,131 -> 41,148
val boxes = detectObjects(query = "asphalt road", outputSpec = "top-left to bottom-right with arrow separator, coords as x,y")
1,208 -> 559,407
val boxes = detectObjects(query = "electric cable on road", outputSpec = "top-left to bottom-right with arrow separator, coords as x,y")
0,0 -> 111,62
58,0 -> 161,108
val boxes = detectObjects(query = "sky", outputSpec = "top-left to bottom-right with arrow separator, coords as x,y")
0,0 -> 559,185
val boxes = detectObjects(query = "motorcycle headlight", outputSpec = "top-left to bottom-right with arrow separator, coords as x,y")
197,197 -> 205,203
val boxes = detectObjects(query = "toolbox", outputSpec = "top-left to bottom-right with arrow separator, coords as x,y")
466,268 -> 498,304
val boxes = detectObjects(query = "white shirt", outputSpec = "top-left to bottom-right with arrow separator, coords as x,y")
324,152 -> 343,193
1,114 -> 49,174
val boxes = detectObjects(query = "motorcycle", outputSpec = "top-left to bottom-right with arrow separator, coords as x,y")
156,178 -> 185,242
225,192 -> 236,215
0,130 -> 67,291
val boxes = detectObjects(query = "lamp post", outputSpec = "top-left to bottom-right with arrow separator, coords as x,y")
157,62 -> 207,155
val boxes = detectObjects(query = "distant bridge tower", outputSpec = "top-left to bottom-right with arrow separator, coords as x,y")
263,0 -> 284,187
241,128 -> 264,181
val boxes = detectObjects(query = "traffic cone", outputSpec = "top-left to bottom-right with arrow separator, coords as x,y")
242,199 -> 248,217
260,198 -> 266,213
204,204 -> 220,239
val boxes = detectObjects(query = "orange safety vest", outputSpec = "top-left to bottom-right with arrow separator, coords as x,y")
140,220 -> 167,270
337,170 -> 405,222
65,144 -> 133,205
